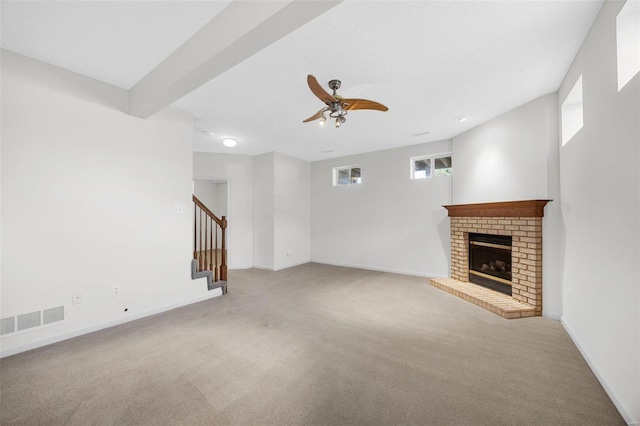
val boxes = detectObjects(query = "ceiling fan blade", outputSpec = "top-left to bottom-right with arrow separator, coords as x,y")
308,75 -> 336,104
342,98 -> 389,112
303,108 -> 327,123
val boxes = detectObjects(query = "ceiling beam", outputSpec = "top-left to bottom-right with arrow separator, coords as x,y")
128,0 -> 342,119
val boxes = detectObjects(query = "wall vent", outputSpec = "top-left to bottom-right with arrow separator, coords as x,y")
17,312 -> 41,331
1,306 -> 65,337
0,317 -> 15,335
43,306 -> 65,325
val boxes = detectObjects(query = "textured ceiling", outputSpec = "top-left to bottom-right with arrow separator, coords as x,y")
0,1 -> 231,89
1,1 -> 603,161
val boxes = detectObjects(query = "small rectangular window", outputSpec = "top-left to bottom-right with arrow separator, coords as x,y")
434,156 -> 452,176
414,159 -> 431,179
333,165 -> 362,186
617,1 -> 640,91
337,168 -> 350,185
561,75 -> 583,146
411,154 -> 452,179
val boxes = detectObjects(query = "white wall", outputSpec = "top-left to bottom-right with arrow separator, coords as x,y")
253,153 -> 275,269
452,93 -> 557,204
311,140 -> 452,277
558,1 -> 639,423
193,180 -> 227,218
451,93 -> 563,319
195,151 -> 310,272
215,182 -> 228,217
274,152 -> 310,270
252,152 -> 311,271
194,180 -> 219,213
1,50 -> 216,357
193,153 -> 254,269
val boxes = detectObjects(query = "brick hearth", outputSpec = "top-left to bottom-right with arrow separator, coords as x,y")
431,200 -> 550,318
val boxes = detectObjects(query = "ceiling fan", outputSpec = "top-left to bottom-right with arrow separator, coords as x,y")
303,74 -> 388,127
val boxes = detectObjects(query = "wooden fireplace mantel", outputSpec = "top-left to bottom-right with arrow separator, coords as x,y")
443,200 -> 551,218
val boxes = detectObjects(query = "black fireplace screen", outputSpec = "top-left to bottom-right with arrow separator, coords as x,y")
468,233 -> 512,295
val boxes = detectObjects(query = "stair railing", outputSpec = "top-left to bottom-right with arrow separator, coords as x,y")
193,195 -> 227,283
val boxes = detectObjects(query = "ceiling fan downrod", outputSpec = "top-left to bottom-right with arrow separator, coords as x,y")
328,79 -> 341,96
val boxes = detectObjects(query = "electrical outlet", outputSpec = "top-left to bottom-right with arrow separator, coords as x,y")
112,286 -> 120,297
72,293 -> 82,305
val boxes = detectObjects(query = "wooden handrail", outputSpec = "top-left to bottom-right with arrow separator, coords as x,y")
192,195 -> 225,228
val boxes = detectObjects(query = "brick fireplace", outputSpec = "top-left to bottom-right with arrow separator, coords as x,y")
430,200 -> 550,318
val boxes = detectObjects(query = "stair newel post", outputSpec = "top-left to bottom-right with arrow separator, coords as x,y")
214,220 -> 219,282
221,216 -> 227,282
199,209 -> 204,271
204,213 -> 209,273
193,203 -> 197,262
209,216 -> 214,275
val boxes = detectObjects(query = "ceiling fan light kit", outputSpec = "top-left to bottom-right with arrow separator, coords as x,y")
303,75 -> 388,128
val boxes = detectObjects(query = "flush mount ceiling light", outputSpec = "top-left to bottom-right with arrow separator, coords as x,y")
303,75 -> 388,128
222,138 -> 237,147
455,115 -> 469,123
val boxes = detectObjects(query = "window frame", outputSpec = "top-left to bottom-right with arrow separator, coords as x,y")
560,75 -> 583,146
332,164 -> 362,186
410,153 -> 453,180
616,0 -> 640,91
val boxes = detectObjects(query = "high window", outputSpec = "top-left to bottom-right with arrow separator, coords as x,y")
410,154 -> 452,179
333,165 -> 361,186
617,0 -> 640,91
561,75 -> 584,146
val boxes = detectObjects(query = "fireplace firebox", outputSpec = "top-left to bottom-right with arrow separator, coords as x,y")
468,233 -> 512,296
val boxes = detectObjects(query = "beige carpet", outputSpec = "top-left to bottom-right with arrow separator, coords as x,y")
0,263 -> 624,425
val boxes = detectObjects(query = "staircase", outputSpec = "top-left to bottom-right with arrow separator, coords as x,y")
192,195 -> 227,294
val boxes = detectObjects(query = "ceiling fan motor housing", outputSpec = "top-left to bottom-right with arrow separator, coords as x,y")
328,79 -> 341,92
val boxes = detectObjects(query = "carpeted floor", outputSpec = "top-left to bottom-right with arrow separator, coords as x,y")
0,263 -> 624,425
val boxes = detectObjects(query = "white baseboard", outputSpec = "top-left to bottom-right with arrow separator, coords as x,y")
311,259 -> 448,279
1,289 -> 223,359
252,265 -> 275,271
561,317 -> 637,425
228,265 -> 254,270
253,261 -> 312,271
542,311 -> 562,321
273,260 -> 312,271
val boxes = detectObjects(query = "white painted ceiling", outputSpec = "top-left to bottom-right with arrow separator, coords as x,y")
1,0 -> 603,162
